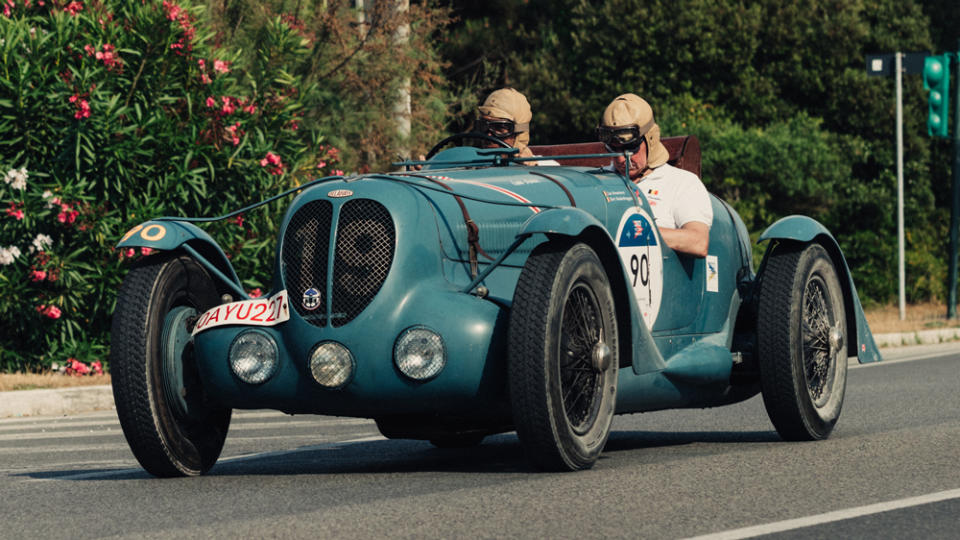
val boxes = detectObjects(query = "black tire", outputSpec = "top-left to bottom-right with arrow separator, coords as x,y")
757,242 -> 848,441
111,253 -> 232,477
508,242 -> 619,471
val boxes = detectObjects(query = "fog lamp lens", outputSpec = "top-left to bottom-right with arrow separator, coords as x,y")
394,327 -> 445,380
229,329 -> 279,384
309,342 -> 355,388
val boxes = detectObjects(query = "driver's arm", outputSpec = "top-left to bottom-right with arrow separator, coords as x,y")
658,221 -> 709,258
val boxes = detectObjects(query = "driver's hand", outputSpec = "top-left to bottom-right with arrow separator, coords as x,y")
413,154 -> 426,171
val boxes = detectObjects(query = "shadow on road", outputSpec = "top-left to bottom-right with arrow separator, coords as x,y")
15,429 -> 782,481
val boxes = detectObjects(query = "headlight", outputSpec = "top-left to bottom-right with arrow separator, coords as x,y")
229,329 -> 279,384
394,327 -> 445,380
309,342 -> 355,388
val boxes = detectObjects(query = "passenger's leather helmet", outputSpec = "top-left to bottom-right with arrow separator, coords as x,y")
478,88 -> 532,152
600,94 -> 669,169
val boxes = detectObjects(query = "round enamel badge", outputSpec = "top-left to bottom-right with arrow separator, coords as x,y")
615,209 -> 663,329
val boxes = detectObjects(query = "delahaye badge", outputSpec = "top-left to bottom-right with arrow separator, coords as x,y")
327,189 -> 353,198
302,287 -> 321,310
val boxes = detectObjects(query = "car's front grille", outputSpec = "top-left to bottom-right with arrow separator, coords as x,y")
331,199 -> 395,326
281,198 -> 394,327
282,200 -> 333,326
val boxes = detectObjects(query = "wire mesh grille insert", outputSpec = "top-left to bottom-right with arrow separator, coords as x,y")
331,199 -> 395,327
282,200 -> 333,326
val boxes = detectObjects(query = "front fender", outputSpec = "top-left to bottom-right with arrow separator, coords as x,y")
517,206 -> 603,237
118,220 -> 243,297
759,215 -> 881,363
516,207 -> 666,375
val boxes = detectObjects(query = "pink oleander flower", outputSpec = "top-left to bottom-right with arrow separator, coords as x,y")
228,213 -> 244,227
6,202 -> 23,220
316,161 -> 327,169
63,1 -> 83,15
162,0 -> 182,21
141,247 -> 153,256
243,103 -> 257,114
30,270 -> 47,282
66,358 -> 90,376
213,60 -> 229,73
220,96 -> 236,115
94,43 -> 121,70
332,169 -> 344,176
248,288 -> 262,298
37,304 -> 62,319
327,147 -> 340,159
91,360 -> 103,375
260,152 -> 285,175
205,96 -> 216,108
226,122 -> 242,146
200,73 -> 212,85
84,44 -> 95,56
197,59 -> 205,69
70,94 -> 91,119
57,209 -> 79,224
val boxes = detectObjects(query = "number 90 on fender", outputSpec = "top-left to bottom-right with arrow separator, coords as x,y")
192,290 -> 290,336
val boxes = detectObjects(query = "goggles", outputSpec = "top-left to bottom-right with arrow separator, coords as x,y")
596,119 -> 654,152
476,117 -> 528,139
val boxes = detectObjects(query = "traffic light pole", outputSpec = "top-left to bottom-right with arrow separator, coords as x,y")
896,53 -> 906,320
950,44 -> 960,319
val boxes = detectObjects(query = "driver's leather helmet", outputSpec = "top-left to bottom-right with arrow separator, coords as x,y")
600,94 -> 669,169
477,88 -> 532,152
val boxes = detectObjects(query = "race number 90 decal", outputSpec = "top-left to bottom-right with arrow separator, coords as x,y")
615,209 -> 663,329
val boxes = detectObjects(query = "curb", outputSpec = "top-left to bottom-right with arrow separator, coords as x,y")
870,327 -> 960,348
0,385 -> 114,419
2,330 -> 959,419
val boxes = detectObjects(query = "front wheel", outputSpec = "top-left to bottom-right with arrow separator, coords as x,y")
508,242 -> 619,471
757,242 -> 848,441
111,253 -> 231,477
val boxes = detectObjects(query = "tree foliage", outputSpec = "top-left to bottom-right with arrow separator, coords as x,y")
201,0 -> 460,170
442,0 -> 952,304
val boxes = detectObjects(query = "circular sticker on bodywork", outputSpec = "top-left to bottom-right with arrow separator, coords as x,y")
615,209 -> 663,329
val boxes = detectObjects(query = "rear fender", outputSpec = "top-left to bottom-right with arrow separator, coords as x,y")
758,215 -> 881,363
517,208 -> 666,374
117,220 -> 245,299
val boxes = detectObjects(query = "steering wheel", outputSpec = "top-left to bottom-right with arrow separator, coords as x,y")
424,132 -> 513,161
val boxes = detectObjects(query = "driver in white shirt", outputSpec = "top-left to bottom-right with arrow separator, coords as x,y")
598,93 -> 712,257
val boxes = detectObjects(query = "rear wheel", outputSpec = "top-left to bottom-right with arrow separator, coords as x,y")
757,242 -> 847,440
111,253 -> 231,477
508,242 -> 618,471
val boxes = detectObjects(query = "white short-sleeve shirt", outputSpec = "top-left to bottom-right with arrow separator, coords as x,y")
635,164 -> 713,229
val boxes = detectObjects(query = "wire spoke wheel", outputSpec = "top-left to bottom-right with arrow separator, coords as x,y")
758,242 -> 848,441
560,284 -> 604,434
508,241 -> 618,471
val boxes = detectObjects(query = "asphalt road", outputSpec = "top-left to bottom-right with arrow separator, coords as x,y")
1,344 -> 958,539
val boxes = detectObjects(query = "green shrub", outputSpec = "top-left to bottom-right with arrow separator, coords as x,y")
0,0 -> 334,371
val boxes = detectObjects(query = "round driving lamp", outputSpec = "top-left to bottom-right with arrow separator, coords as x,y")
309,342 -> 355,388
228,329 -> 279,385
394,327 -> 446,380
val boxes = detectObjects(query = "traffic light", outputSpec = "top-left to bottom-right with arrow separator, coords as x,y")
923,54 -> 951,138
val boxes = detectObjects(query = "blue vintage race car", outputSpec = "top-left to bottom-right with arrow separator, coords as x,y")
111,134 -> 881,477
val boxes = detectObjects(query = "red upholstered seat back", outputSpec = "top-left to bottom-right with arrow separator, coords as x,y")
529,135 -> 701,178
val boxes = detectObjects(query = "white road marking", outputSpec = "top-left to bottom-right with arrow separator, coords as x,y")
686,488 -> 960,540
